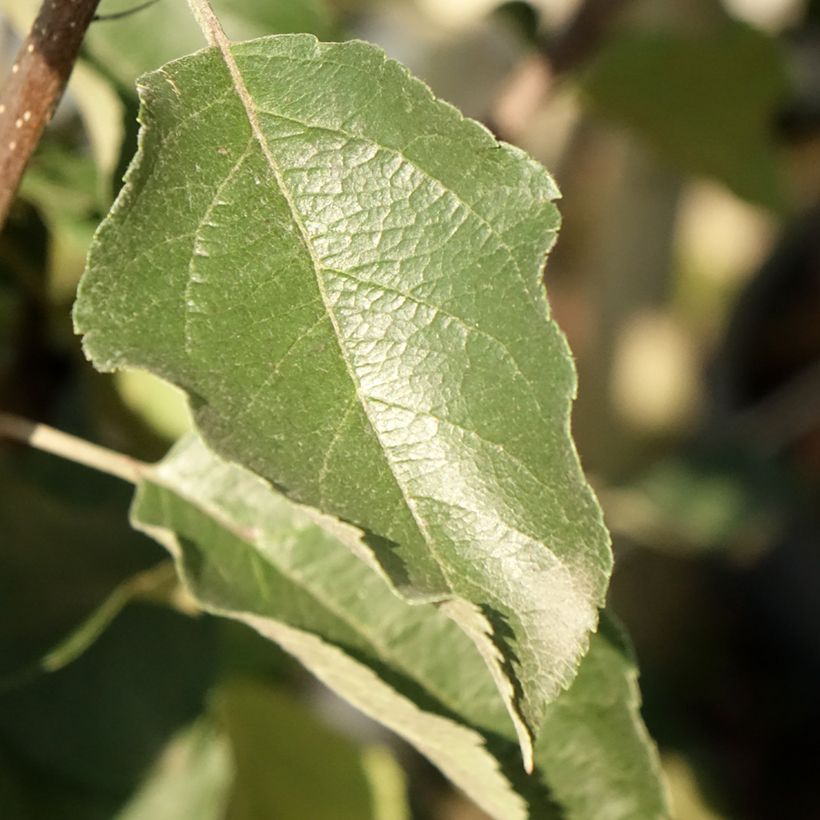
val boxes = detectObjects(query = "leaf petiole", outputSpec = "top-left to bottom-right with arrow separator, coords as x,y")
0,412 -> 146,484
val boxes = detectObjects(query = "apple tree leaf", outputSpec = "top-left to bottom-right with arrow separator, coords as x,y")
74,34 -> 612,764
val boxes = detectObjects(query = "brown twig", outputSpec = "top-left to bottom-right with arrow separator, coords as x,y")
544,0 -> 633,74
0,0 -> 103,230
490,0 -> 633,142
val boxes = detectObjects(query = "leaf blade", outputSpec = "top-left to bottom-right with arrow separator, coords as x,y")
74,34 -> 612,757
132,435 -> 668,820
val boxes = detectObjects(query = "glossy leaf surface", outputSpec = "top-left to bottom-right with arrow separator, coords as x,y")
74,34 -> 612,760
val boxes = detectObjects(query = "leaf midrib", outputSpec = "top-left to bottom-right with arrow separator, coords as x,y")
254,103 -> 546,317
206,36 -> 456,595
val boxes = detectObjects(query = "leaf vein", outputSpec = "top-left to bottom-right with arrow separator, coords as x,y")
209,38 -> 457,597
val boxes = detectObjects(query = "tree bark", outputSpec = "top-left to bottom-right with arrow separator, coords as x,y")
0,0 -> 102,230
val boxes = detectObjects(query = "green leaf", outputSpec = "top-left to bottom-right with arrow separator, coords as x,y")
215,680 -> 387,820
580,22 -> 787,209
74,34 -> 612,764
534,617 -> 671,820
130,435 -> 668,819
116,720 -> 233,820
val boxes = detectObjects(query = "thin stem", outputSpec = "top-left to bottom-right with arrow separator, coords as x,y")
0,0 -> 103,231
0,412 -> 146,484
94,0 -> 161,23
185,0 -> 228,48
0,561 -> 179,695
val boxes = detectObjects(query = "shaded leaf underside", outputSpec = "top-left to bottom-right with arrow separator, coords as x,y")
133,435 -> 668,820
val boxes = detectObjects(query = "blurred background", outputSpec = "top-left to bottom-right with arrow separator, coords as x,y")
2,0 -> 820,817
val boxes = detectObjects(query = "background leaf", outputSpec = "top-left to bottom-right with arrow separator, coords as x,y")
580,22 -> 787,209
0,603 -> 215,820
68,60 -> 125,206
215,680 -> 394,820
115,720 -> 233,820
86,0 -> 336,89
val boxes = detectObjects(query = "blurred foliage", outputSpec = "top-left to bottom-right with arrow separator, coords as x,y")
214,680 -> 405,820
0,604 -> 215,820
581,20 -> 788,209
2,0 -> 820,817
115,720 -> 233,820
113,370 -> 192,442
0,456 -> 164,678
82,0 -> 337,89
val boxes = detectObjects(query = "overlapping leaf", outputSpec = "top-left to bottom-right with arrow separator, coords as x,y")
74,34 -> 612,761
132,435 -> 668,820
